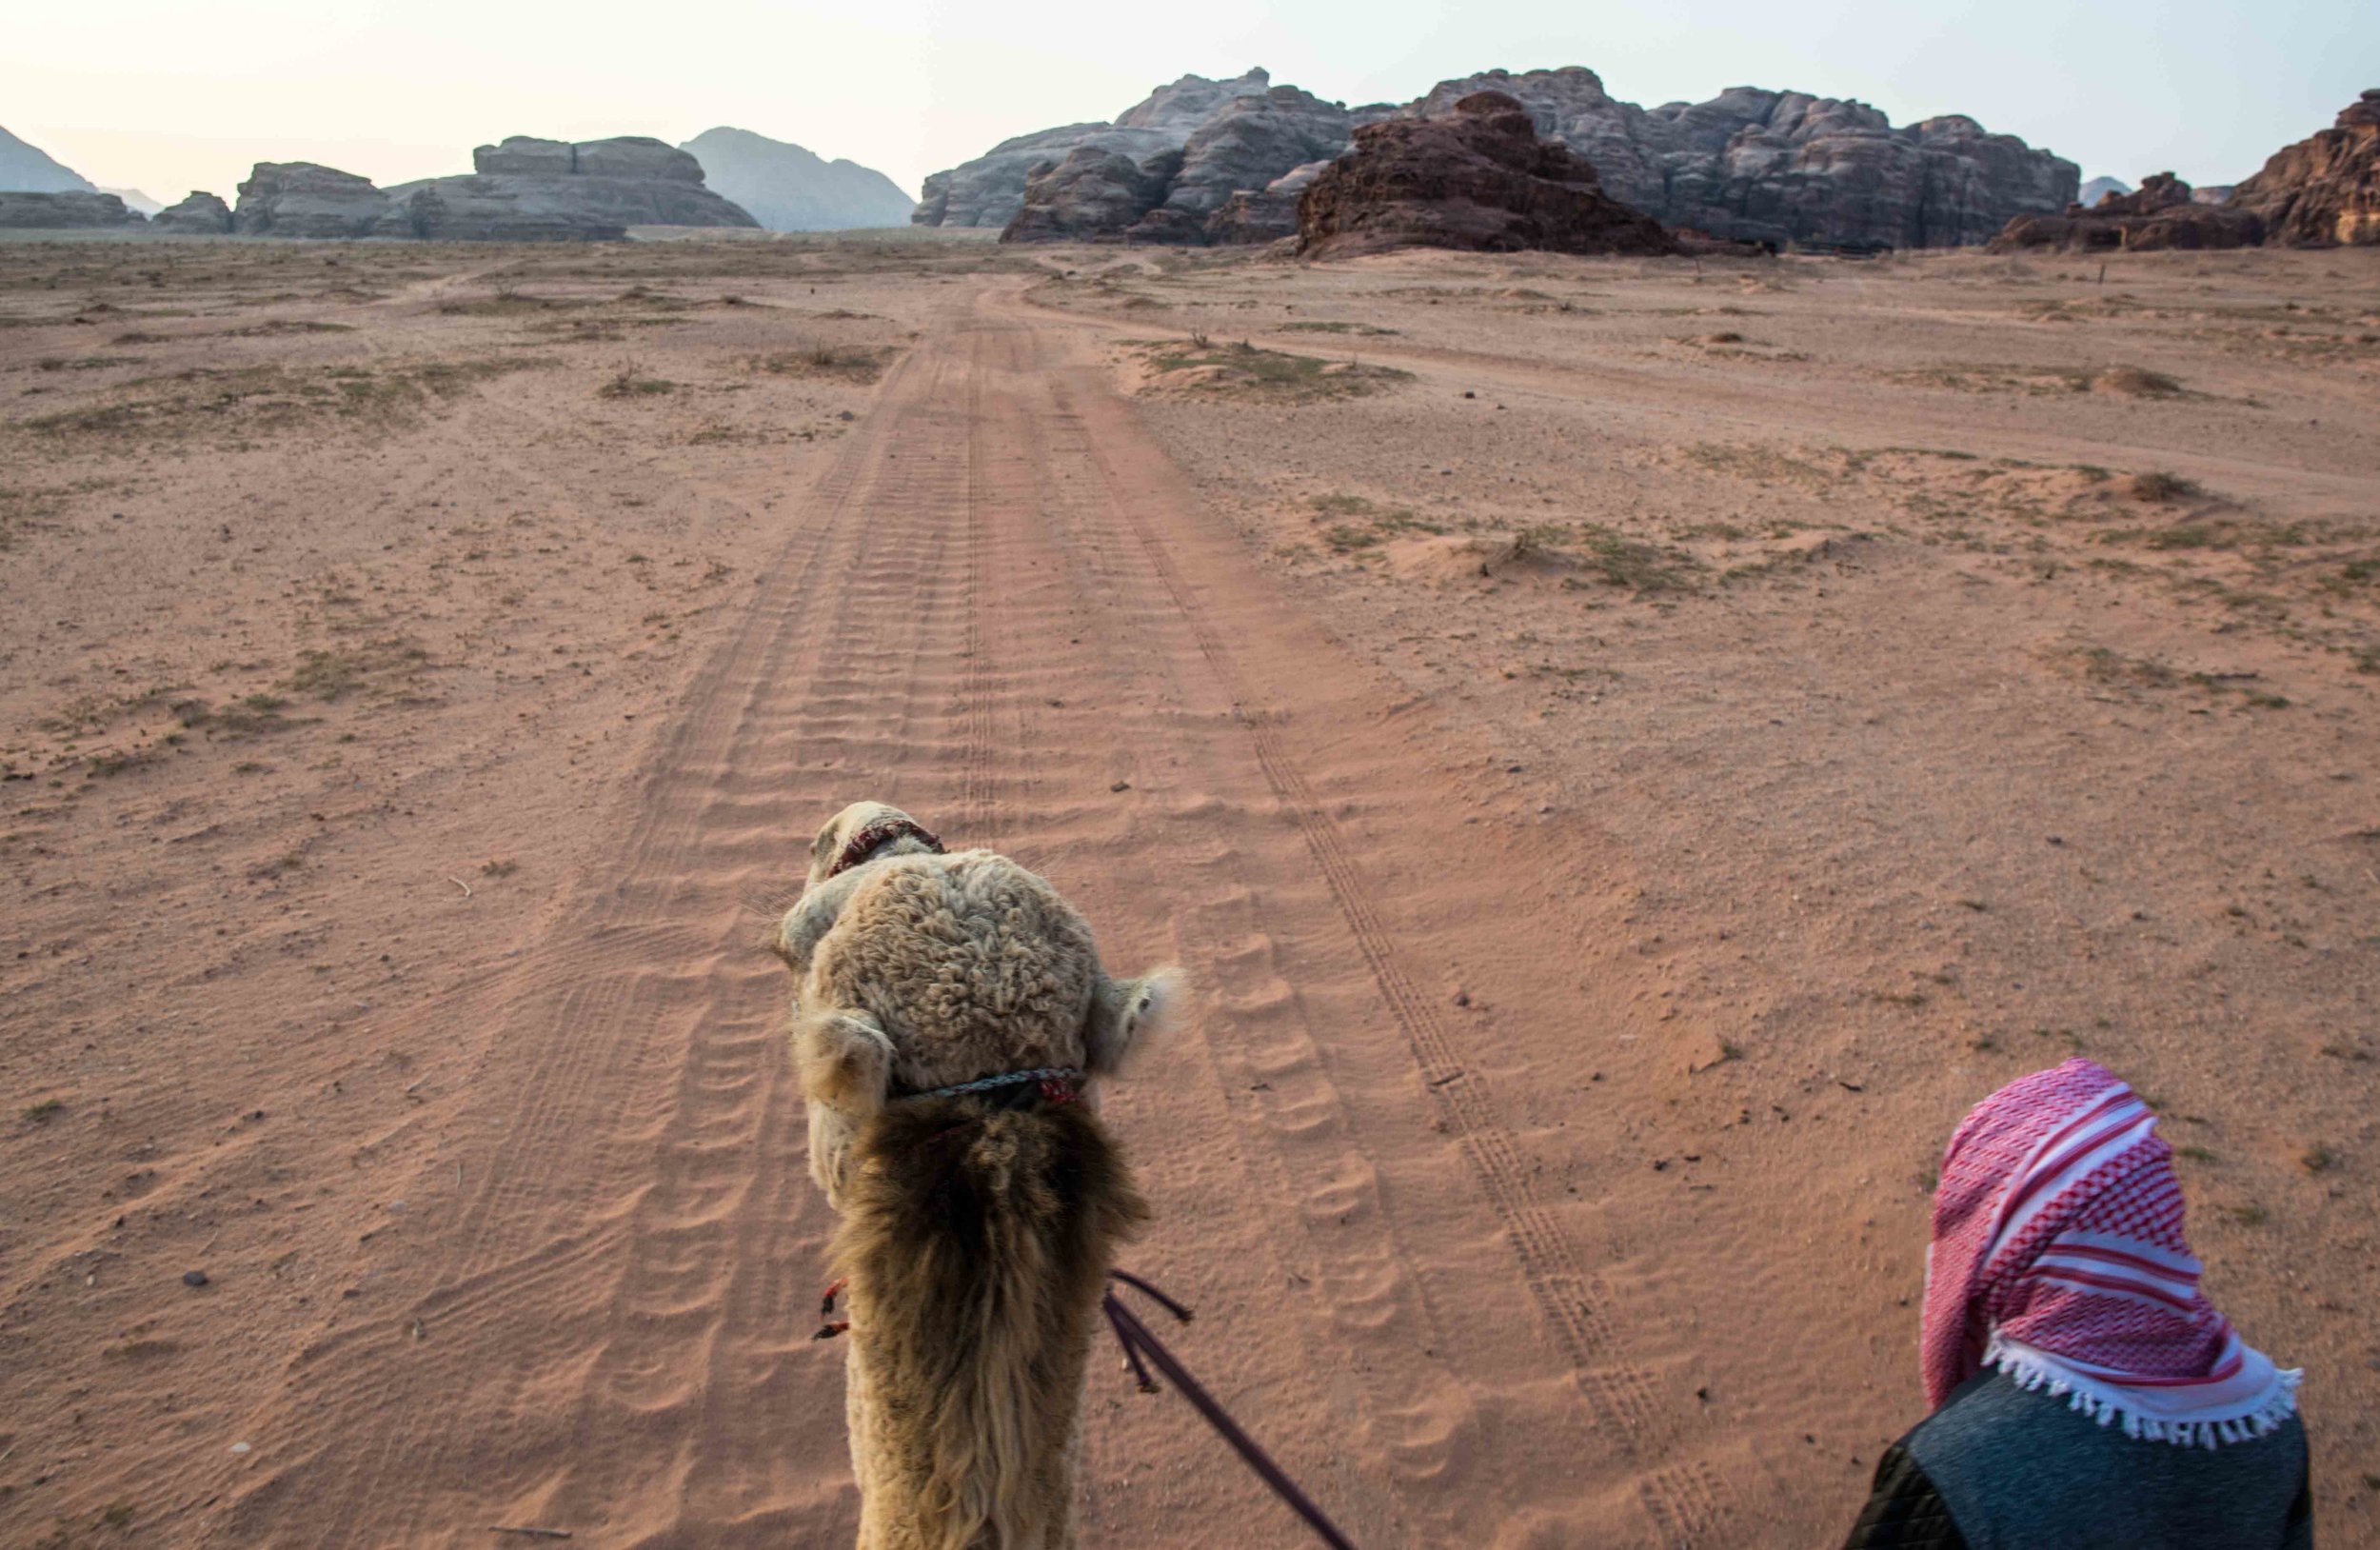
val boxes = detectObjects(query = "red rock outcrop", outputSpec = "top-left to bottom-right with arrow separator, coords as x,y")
1986,172 -> 2264,252
1296,91 -> 1676,260
1405,69 -> 2074,248
2230,89 -> 2379,247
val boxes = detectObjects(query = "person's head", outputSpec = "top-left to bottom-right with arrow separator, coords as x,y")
1919,1059 -> 2296,1444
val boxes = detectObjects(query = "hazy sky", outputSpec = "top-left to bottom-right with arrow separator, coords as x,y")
6,0 -> 2374,204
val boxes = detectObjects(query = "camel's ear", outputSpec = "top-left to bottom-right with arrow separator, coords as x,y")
793,1008 -> 895,1115
1085,968 -> 1181,1077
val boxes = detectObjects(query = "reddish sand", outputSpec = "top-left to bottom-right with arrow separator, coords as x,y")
2,233 -> 2376,1547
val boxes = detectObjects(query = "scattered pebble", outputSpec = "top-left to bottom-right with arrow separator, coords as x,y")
182,1269 -> 209,1287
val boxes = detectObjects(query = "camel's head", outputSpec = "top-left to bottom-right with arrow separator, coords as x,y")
775,797 -> 1180,1211
802,800 -> 945,892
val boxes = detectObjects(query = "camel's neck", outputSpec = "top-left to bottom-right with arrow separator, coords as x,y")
847,1269 -> 1102,1550
835,1098 -> 1146,1550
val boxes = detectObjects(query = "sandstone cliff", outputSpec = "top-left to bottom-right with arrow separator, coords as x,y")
1988,90 -> 2378,253
1987,172 -> 2263,252
1000,82 -> 1360,245
1297,91 -> 1676,260
1405,68 -> 2074,248
934,63 -> 2073,249
1123,87 -> 1357,243
2230,89 -> 2380,247
1002,148 -> 1179,242
920,68 -> 1273,229
1205,160 -> 1332,246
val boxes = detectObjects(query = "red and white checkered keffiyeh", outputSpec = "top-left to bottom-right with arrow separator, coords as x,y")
1920,1059 -> 2300,1447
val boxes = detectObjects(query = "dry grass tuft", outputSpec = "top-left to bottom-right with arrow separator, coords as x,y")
2128,470 -> 2202,504
1137,341 -> 1411,403
2091,365 -> 2185,398
599,368 -> 676,399
280,638 -> 430,700
11,356 -> 554,447
744,342 -> 894,385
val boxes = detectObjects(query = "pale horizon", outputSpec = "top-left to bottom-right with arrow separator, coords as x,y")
6,0 -> 2375,209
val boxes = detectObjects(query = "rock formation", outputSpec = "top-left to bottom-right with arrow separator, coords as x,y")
2230,89 -> 2380,247
1297,91 -> 1676,260
1002,148 -> 1179,242
376,137 -> 757,239
1988,91 -> 2378,253
1118,69 -> 1283,137
1205,160 -> 1332,245
232,162 -> 392,238
1986,172 -> 2264,251
934,63 -> 2073,249
679,127 -> 913,229
228,139 -> 756,241
920,68 -> 1273,229
0,190 -> 147,229
0,124 -> 95,193
999,81 -> 1361,245
1121,87 -> 1358,243
1404,69 -> 2073,248
2077,175 -> 2132,207
151,190 -> 234,234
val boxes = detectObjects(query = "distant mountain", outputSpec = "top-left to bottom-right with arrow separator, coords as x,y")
101,186 -> 163,215
679,127 -> 913,230
1,124 -> 96,192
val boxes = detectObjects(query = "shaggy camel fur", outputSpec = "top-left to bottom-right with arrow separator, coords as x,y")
776,802 -> 1178,1550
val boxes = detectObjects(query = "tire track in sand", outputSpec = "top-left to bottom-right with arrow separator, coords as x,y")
206,333 -> 986,1546
1009,290 -> 1733,1544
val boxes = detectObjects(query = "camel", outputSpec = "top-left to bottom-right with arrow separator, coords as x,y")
774,801 -> 1178,1549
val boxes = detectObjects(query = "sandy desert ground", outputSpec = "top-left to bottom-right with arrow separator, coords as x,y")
2,229 -> 2376,1548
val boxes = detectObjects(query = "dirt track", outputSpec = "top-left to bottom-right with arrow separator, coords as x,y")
5,240 -> 2377,1548
237,280 -> 1736,1546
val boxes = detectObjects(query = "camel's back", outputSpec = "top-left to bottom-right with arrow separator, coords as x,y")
813,849 -> 1101,1090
